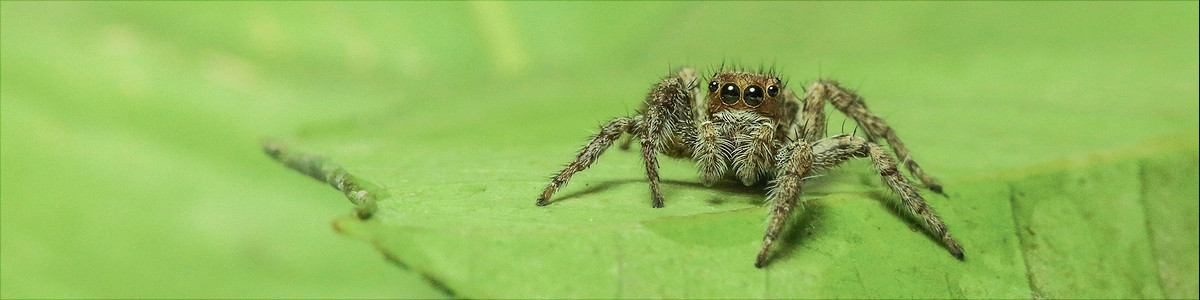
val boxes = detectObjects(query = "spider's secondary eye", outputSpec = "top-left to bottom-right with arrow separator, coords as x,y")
744,85 -> 764,106
708,81 -> 719,92
767,85 -> 780,97
720,84 -> 740,104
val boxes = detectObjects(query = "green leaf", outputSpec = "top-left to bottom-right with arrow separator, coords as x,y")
4,2 -> 1195,298
269,124 -> 1196,299
258,3 -> 1199,298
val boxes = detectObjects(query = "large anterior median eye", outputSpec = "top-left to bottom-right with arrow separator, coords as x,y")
721,83 -> 740,104
744,85 -> 764,106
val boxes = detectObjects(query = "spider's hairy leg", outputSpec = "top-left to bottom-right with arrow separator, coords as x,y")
536,117 -> 634,206
733,118 -> 776,186
811,134 -> 964,260
692,121 -> 727,186
866,140 -> 963,260
756,141 -> 813,268
791,86 -> 827,144
621,67 -> 699,153
806,80 -> 945,194
539,68 -> 697,208
637,68 -> 702,207
640,104 -> 666,208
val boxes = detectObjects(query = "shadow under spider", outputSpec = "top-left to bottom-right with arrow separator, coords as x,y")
550,178 -> 768,205
546,175 -> 955,265
867,189 -> 958,256
770,198 -> 827,264
766,188 -> 954,265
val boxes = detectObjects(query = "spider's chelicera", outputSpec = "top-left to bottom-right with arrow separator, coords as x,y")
536,67 -> 964,268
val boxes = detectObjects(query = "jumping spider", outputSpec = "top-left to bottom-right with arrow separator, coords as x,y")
536,67 -> 964,268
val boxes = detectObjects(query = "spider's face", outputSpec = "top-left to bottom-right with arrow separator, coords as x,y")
704,71 -> 784,118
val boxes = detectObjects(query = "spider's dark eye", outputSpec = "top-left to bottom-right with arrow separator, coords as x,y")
708,81 -> 719,92
767,85 -> 780,97
744,85 -> 764,106
720,84 -> 740,104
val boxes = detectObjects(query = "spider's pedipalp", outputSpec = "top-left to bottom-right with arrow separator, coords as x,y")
693,121 -> 727,186
732,117 -> 776,186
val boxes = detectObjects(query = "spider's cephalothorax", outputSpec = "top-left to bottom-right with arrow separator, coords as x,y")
536,67 -> 963,268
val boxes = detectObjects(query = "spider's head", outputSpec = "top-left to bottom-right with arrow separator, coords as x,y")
704,71 -> 785,117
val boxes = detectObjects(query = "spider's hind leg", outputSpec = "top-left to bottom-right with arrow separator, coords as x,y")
812,134 -> 964,260
797,81 -> 945,193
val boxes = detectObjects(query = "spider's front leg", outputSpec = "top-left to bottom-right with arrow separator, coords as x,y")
537,69 -> 699,208
639,102 -> 667,208
756,141 -> 814,268
637,69 -> 701,207
536,117 -> 635,206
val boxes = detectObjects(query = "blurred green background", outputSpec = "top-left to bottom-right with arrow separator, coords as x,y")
1,2 -> 1196,298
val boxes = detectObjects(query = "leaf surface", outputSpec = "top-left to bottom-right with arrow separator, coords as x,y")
268,3 -> 1198,298
266,3 -> 1199,294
